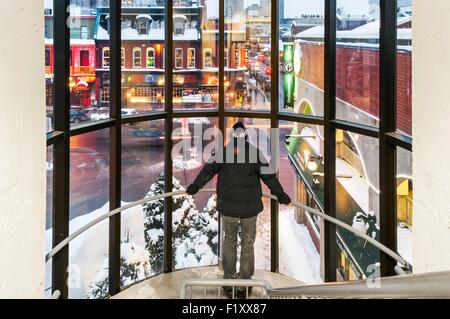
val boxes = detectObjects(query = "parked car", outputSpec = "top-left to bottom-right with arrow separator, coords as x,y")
70,109 -> 89,124
122,108 -> 138,117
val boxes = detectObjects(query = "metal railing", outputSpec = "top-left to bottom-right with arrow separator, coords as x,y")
266,271 -> 450,299
46,188 -> 412,298
181,279 -> 271,299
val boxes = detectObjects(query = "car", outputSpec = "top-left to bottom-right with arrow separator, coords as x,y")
70,109 -> 89,124
122,108 -> 138,117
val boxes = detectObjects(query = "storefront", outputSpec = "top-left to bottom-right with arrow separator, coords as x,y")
286,123 -> 380,281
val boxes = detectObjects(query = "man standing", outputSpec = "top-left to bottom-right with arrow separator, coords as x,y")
186,122 -> 291,298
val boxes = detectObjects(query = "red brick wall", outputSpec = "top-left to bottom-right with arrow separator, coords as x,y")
397,51 -> 412,135
300,43 -> 412,135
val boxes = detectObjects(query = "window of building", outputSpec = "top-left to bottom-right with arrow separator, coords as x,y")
81,26 -> 88,40
175,21 -> 184,35
175,48 -> 183,69
138,20 -> 148,35
102,47 -> 110,68
203,49 -> 212,68
162,47 -> 165,68
224,48 -> 228,68
80,50 -> 89,67
45,48 -> 51,67
101,87 -> 110,102
121,47 -> 126,67
187,48 -> 195,68
147,47 -> 155,68
133,48 -> 142,68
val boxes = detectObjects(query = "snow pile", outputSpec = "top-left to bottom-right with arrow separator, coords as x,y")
85,235 -> 152,299
278,207 -> 322,284
397,224 -> 413,266
173,158 -> 202,170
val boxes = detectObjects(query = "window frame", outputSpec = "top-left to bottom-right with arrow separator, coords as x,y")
175,48 -> 183,69
187,47 -> 195,69
147,47 -> 156,69
133,47 -> 142,69
203,48 -> 212,68
102,47 -> 110,68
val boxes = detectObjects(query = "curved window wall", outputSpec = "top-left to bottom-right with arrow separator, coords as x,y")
45,0 -> 413,298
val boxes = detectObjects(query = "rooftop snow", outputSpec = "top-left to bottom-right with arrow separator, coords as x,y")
297,16 -> 412,40
96,25 -> 199,41
136,14 -> 153,20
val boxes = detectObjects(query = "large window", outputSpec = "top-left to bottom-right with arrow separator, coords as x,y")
278,2 -> 324,115
69,2 -> 108,126
121,120 -> 166,286
172,117 -> 219,270
69,129 -> 110,299
336,0 -> 380,127
46,0 -> 413,298
122,5 -> 165,114
224,117 -> 272,271
397,2 -> 412,136
225,0 -> 271,111
335,130 -> 380,281
278,120 -> 323,284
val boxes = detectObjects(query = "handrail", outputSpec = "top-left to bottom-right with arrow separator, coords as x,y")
46,189 -> 409,271
266,271 -> 450,299
263,192 -> 409,269
180,279 -> 271,299
45,189 -> 215,262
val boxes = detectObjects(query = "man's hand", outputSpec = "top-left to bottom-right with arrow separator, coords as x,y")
186,184 -> 199,196
278,192 -> 292,206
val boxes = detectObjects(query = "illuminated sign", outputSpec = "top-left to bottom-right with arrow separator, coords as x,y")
283,43 -> 295,109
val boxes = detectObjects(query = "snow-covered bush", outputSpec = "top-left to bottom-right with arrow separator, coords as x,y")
142,173 -> 219,271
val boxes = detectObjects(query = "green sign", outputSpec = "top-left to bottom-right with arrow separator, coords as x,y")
283,43 -> 295,109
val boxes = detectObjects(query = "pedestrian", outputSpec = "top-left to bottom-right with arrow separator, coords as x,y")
186,122 -> 291,299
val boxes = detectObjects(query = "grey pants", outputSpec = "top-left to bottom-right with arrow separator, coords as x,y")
222,215 -> 257,280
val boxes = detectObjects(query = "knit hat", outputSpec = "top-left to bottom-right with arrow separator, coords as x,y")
231,121 -> 247,139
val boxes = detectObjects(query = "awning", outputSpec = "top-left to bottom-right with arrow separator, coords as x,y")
75,80 -> 89,90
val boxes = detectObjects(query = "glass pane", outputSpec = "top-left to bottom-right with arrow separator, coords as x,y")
278,120 -> 323,284
224,117 -> 272,271
172,117 -> 220,270
69,1 -> 105,126
121,4 -> 165,114
45,145 -> 54,298
279,2 -> 324,115
225,0 -> 271,111
396,147 -> 413,269
396,1 -> 412,136
336,0 -> 380,127
121,120 -> 166,287
173,1 -> 219,110
45,1 -> 54,132
336,129 -> 380,281
69,222 -> 109,299
69,129 -> 110,298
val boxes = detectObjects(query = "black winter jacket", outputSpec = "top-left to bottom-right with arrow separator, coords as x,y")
191,140 -> 289,218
